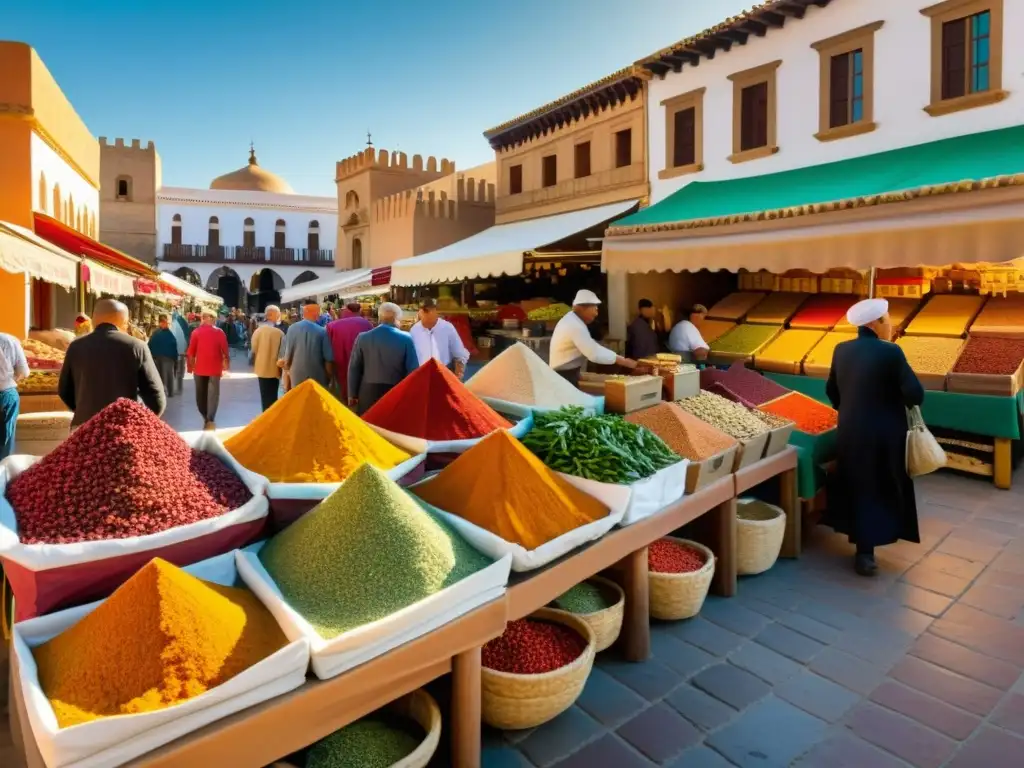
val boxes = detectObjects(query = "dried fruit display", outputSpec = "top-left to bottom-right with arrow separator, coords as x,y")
950,336 -> 1024,375
17,371 -> 59,394
22,339 -> 64,370
706,292 -> 768,321
755,330 -> 827,368
896,336 -> 964,375
904,294 -> 986,338
745,293 -> 809,325
710,324 -> 781,356
834,298 -> 921,332
788,294 -> 857,330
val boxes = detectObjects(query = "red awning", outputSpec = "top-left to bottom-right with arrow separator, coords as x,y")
33,213 -> 157,278
371,266 -> 391,286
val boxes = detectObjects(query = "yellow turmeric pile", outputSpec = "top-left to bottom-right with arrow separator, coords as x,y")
224,379 -> 411,482
412,431 -> 608,549
33,558 -> 287,728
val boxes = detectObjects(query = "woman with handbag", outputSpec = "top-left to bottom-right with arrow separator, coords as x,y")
825,298 -> 926,577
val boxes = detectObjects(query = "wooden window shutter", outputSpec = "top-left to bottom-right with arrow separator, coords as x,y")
941,17 -> 968,100
829,53 -> 850,128
741,82 -> 769,151
673,107 -> 696,167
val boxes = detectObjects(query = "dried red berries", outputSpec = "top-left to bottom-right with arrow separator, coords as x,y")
649,539 -> 707,573
7,399 -> 252,544
951,336 -> 1024,376
482,618 -> 586,674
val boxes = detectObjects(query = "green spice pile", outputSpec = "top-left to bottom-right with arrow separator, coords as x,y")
259,464 -> 491,639
676,391 -> 770,440
523,407 -> 680,484
710,324 -> 782,355
553,582 -> 612,614
306,715 -> 421,768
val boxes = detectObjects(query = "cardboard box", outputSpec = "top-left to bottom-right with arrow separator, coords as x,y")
685,445 -> 737,493
732,431 -> 771,471
579,373 -> 663,414
662,368 -> 700,400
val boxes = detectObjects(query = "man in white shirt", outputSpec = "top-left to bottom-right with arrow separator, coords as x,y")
410,298 -> 470,379
667,304 -> 710,361
549,289 -> 638,385
0,332 -> 29,459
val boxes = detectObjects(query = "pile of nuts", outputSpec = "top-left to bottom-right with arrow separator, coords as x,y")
896,336 -> 965,374
677,391 -> 769,440
753,410 -> 793,430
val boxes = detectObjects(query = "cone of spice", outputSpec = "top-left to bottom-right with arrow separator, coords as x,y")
466,342 -> 596,409
412,430 -> 608,550
224,379 -> 411,483
363,359 -> 511,441
625,403 -> 737,461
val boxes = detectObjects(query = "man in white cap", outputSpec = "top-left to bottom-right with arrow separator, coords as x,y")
548,289 -> 638,385
824,297 -> 925,577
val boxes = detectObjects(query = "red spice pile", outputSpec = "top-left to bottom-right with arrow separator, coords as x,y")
789,294 -> 856,329
482,618 -> 587,674
758,391 -> 837,435
951,336 -> 1024,375
721,364 -> 791,406
7,399 -> 252,544
649,539 -> 707,573
363,358 -> 512,441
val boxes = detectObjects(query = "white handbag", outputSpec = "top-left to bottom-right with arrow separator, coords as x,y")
906,406 -> 946,477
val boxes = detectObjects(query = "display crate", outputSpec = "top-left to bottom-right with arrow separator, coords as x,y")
754,330 -> 827,375
745,293 -> 809,325
706,292 -> 768,322
903,294 -> 987,338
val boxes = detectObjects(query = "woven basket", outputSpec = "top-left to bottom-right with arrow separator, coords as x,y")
649,538 -> 716,621
736,499 -> 786,576
554,576 -> 624,653
481,608 -> 596,730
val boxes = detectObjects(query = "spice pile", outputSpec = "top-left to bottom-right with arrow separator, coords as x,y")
706,292 -> 767,321
803,332 -> 854,370
709,325 -> 782,357
720,364 -> 791,405
482,618 -> 587,674
649,539 -> 706,573
307,716 -> 421,768
755,329 -> 826,367
259,464 -> 490,639
705,381 -> 756,408
746,292 -> 810,325
22,339 -> 64,370
553,582 -> 613,614
835,297 -> 921,332
363,359 -> 511,441
527,303 -> 571,321
758,392 -> 837,435
788,294 -> 857,330
625,403 -> 736,461
896,336 -> 965,375
33,558 -> 287,728
968,296 -> 1024,336
676,391 -> 769,440
224,379 -> 410,483
694,320 -> 737,345
466,342 -> 595,409
951,336 -> 1024,375
7,399 -> 252,544
523,407 -> 680,484
413,430 -> 608,549
904,294 -> 986,337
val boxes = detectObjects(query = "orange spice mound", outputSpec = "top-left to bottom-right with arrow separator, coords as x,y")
758,392 -> 837,435
626,403 -> 736,461
412,430 -> 608,549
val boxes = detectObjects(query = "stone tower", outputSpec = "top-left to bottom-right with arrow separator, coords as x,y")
99,137 -> 161,265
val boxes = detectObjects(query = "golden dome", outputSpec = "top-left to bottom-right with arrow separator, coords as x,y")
210,146 -> 294,194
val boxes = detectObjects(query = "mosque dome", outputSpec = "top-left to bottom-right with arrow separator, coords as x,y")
210,146 -> 294,194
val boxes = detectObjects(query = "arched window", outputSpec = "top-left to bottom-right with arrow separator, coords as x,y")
274,218 -> 286,249
115,176 -> 132,201
52,184 -> 61,220
38,173 -> 47,214
243,217 -> 255,249
307,220 -> 320,252
351,238 -> 363,269
171,213 -> 182,246
208,216 -> 219,247
345,191 -> 359,209
67,195 -> 75,227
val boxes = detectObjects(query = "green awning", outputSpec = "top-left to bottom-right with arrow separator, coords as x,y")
611,124 -> 1024,235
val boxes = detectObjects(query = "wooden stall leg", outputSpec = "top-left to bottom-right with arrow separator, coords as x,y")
779,466 -> 801,558
710,497 -> 737,598
451,647 -> 482,768
619,548 -> 650,662
994,438 -> 1012,490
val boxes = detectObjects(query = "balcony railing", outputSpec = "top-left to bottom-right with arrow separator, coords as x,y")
495,162 -> 646,215
162,244 -> 334,265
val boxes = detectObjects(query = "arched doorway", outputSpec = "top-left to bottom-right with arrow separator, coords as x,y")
173,267 -> 202,287
249,269 -> 284,312
206,266 -> 244,310
292,270 -> 319,287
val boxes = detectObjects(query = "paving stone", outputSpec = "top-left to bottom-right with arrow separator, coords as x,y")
617,702 -> 700,763
740,597 -> 792,621
575,668 -> 648,728
936,535 -> 1003,563
692,664 -> 771,711
946,726 -> 1024,768
902,564 -> 971,598
887,582 -> 955,617
991,692 -> 1024,736
961,582 -> 1024,620
833,624 -> 914,667
667,617 -> 745,657
889,656 -> 1002,717
665,684 -> 737,731
665,745 -> 735,767
869,680 -> 981,740
809,647 -> 886,695
918,551 -> 987,581
698,596 -> 772,637
774,670 -> 860,723
773,611 -> 841,644
795,732 -> 910,768
517,706 -> 603,767
796,598 -> 865,630
482,746 -> 533,768
864,600 -> 935,637
755,623 -> 825,664
649,629 -> 716,677
599,656 -> 680,702
729,641 -> 803,684
931,604 -> 1024,665
706,696 -> 827,768
845,702 -> 956,768
550,734 -> 651,768
910,632 -> 1020,690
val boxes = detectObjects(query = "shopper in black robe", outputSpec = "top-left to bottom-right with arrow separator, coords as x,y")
824,298 -> 925,576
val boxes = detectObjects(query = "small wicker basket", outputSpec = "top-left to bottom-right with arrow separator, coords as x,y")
481,608 -> 596,730
553,576 -> 624,653
736,499 -> 786,576
649,538 -> 716,621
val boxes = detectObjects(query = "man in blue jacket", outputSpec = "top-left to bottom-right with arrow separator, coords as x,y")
148,314 -> 180,397
347,302 -> 418,415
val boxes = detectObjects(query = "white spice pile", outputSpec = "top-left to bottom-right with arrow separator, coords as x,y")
466,343 -> 596,408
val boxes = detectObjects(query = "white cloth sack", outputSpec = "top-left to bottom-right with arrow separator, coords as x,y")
263,453 -> 426,502
0,432 -> 270,571
415,488 -> 626,572
906,406 -> 946,477
237,542 -> 511,680
366,414 -> 534,456
478,395 -> 605,421
13,551 -> 310,768
562,460 -> 689,527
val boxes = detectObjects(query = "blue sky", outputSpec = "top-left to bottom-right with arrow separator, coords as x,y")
7,0 -> 747,196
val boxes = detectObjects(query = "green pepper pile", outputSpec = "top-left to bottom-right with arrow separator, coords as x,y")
523,407 -> 680,484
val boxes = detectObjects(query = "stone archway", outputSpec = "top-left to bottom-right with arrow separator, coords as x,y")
205,265 -> 244,309
173,267 -> 202,287
292,270 -> 319,286
249,268 -> 285,312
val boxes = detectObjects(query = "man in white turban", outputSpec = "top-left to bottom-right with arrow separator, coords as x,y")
824,297 -> 925,576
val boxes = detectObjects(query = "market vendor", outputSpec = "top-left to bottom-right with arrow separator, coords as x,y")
626,298 -> 661,360
667,304 -> 710,362
411,298 -> 469,379
549,289 -> 637,386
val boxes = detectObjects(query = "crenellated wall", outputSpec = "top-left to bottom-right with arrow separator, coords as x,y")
99,136 -> 162,264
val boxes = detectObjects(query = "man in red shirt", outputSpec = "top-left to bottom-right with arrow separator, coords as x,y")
187,309 -> 229,430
